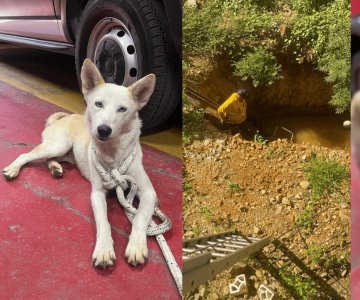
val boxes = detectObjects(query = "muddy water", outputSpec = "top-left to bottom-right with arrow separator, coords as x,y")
261,114 -> 350,150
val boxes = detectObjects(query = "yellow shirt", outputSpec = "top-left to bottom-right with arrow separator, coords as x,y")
217,93 -> 247,124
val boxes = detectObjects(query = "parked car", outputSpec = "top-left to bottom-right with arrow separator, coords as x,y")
0,0 -> 181,129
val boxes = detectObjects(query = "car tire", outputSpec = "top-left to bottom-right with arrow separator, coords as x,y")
75,0 -> 180,130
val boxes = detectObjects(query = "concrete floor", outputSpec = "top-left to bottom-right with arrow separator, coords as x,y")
0,44 -> 182,299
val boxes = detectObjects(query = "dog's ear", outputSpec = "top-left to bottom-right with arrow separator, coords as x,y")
81,59 -> 105,96
128,74 -> 156,110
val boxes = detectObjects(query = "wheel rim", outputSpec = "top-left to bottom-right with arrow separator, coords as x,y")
87,17 -> 138,87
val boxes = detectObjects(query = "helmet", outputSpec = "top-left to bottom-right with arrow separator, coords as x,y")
237,89 -> 248,97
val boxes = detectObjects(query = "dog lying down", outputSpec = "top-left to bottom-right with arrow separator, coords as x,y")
3,59 -> 158,268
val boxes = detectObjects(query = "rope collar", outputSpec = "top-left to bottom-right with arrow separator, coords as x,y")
90,143 -> 182,296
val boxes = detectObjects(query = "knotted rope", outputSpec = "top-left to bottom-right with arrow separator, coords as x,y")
90,143 -> 183,296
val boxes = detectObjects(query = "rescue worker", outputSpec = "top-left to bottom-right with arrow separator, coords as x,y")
217,89 -> 248,124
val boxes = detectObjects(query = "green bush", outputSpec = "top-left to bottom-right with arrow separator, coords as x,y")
303,156 -> 348,200
296,202 -> 317,231
289,0 -> 334,14
234,47 -> 282,87
183,0 -> 350,112
279,268 -> 320,299
307,244 -> 325,265
254,130 -> 269,145
182,101 -> 206,145
228,182 -> 241,193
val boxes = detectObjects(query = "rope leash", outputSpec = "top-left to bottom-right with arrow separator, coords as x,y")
90,143 -> 183,296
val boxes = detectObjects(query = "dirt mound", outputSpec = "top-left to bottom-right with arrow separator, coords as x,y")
183,135 -> 350,299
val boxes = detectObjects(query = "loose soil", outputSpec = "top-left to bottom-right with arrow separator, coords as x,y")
183,111 -> 350,299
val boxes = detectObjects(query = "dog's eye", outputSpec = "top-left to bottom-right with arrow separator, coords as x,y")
117,107 -> 127,113
95,101 -> 103,108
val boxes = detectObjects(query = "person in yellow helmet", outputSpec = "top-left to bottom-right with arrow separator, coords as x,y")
217,89 -> 248,124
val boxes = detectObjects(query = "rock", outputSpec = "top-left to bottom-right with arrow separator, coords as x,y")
186,0 -> 198,7
199,285 -> 207,297
263,246 -> 271,253
194,292 -> 201,300
339,210 -> 350,222
301,155 -> 307,161
343,120 -> 351,128
208,292 -> 218,300
253,226 -> 263,235
275,206 -> 282,215
275,194 -> 283,202
203,139 -> 211,147
299,181 -> 310,189
261,190 -> 267,195
282,197 -> 290,205
215,139 -> 225,145
320,272 -> 328,278
255,270 -> 263,278
222,285 -> 229,295
341,269 -> 347,277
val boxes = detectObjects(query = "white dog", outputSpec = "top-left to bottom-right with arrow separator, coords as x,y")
3,59 -> 157,268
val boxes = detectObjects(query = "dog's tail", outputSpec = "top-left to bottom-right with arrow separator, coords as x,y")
46,112 -> 70,127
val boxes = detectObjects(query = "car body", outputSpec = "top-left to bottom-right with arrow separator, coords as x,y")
0,0 -> 181,129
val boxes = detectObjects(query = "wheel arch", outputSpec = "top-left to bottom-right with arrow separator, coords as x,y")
160,0 -> 182,58
58,0 -> 181,58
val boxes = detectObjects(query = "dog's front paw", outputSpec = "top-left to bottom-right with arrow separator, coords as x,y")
3,165 -> 20,180
125,233 -> 148,266
92,238 -> 116,268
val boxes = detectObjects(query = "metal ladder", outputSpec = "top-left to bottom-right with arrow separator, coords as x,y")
183,231 -> 271,294
184,87 -> 219,110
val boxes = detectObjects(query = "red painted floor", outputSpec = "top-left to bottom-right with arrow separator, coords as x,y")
352,151 -> 360,298
0,81 -> 182,299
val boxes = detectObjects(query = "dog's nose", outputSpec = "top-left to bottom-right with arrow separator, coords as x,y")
97,125 -> 112,138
